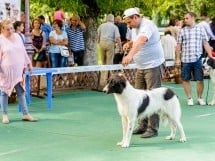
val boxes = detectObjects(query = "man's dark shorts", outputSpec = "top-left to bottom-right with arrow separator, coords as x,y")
181,59 -> 204,81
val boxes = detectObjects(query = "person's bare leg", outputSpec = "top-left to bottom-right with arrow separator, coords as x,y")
196,80 -> 206,105
196,81 -> 204,98
183,80 -> 192,98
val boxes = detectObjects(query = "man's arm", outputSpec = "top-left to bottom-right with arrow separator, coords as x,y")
175,43 -> 182,66
129,35 -> 147,57
115,36 -> 122,52
122,35 -> 147,66
203,40 -> 213,58
78,20 -> 86,30
97,27 -> 101,44
205,24 -> 215,40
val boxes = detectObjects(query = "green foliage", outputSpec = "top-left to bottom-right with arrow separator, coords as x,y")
96,0 -> 144,15
30,0 -> 88,18
29,0 -> 215,23
29,2 -> 53,19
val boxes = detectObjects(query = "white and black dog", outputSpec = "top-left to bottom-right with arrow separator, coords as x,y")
203,57 -> 215,105
103,73 -> 186,148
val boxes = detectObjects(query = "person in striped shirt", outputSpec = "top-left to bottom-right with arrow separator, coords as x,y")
66,15 -> 86,66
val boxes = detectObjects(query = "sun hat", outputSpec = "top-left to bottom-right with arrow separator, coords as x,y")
123,8 -> 140,19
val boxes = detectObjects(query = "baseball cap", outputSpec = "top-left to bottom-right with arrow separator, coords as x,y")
123,8 -> 140,19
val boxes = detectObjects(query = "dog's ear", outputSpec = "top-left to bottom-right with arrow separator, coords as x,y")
118,72 -> 124,77
202,57 -> 207,65
118,72 -> 126,79
108,73 -> 118,83
113,73 -> 126,87
207,58 -> 215,69
117,75 -> 127,89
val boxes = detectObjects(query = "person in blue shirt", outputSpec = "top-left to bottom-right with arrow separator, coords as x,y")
38,15 -> 52,43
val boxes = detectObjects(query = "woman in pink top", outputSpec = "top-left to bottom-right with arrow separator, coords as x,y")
0,20 -> 37,124
54,7 -> 65,22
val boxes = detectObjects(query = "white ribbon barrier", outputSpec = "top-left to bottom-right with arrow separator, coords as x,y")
51,60 -> 174,75
28,60 -> 174,76
25,60 -> 175,110
52,64 -> 136,74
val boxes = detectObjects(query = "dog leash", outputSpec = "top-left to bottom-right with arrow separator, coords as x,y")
120,51 -> 128,74
205,54 -> 215,105
205,75 -> 210,105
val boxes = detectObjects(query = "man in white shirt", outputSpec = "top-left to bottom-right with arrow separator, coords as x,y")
161,30 -> 177,60
122,8 -> 165,138
198,16 -> 215,40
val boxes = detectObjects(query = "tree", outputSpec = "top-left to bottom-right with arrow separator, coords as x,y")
29,0 -> 215,65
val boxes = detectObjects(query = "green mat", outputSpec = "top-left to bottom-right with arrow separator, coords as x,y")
0,81 -> 215,161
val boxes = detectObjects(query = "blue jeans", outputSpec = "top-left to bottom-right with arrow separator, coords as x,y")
49,52 -> 68,67
0,83 -> 29,115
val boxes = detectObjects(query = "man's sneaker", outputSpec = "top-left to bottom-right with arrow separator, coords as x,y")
2,115 -> 9,124
133,127 -> 146,135
140,130 -> 158,138
198,98 -> 206,106
22,114 -> 38,122
187,98 -> 194,106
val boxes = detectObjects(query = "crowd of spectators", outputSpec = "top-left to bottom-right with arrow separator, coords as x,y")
0,7 -> 215,69
1,6 -> 215,127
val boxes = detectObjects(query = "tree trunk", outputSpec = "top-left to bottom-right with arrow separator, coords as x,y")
200,3 -> 207,16
81,0 -> 100,65
83,17 -> 98,65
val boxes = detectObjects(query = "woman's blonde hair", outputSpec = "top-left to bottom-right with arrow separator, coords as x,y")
0,20 -> 12,32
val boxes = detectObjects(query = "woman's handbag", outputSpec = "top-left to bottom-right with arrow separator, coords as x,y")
60,46 -> 70,57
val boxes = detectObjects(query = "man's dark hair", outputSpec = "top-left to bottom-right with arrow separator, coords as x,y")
164,30 -> 172,35
186,12 -> 197,18
168,19 -> 176,26
38,15 -> 45,20
211,17 -> 215,24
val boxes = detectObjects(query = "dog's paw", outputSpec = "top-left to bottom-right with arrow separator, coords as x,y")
116,141 -> 123,146
121,143 -> 129,148
117,141 -> 129,148
165,135 -> 174,140
208,101 -> 215,106
180,137 -> 187,142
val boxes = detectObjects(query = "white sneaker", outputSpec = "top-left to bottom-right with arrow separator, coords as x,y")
22,114 -> 38,122
187,98 -> 194,106
198,98 -> 206,106
2,115 -> 9,124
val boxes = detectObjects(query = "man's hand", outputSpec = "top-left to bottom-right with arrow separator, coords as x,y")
122,54 -> 133,66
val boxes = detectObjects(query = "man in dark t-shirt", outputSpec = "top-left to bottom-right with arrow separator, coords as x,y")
114,16 -> 128,64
